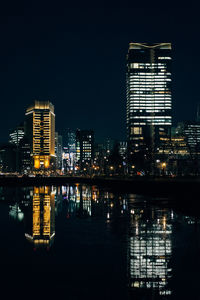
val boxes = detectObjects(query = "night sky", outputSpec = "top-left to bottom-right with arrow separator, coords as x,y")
0,0 -> 199,143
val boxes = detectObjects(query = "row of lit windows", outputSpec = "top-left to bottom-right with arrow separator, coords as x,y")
129,100 -> 171,103
129,75 -> 171,79
129,97 -> 171,100
133,116 -> 171,119
130,107 -> 171,110
129,77 -> 171,80
130,62 -> 170,68
129,83 -> 168,87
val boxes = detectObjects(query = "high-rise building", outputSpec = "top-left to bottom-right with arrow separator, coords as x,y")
76,129 -> 94,169
55,132 -> 63,170
119,141 -> 127,159
126,43 -> 172,153
66,128 -> 76,170
19,136 -> 31,174
9,123 -> 24,146
183,121 -> 200,156
25,100 -> 55,171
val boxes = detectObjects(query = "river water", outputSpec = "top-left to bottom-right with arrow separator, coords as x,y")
0,184 -> 199,299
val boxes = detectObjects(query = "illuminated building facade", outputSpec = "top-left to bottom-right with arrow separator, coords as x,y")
183,121 -> 200,156
119,141 -> 127,159
9,124 -> 24,146
126,43 -> 172,153
55,132 -> 63,170
76,129 -> 94,169
66,128 -> 76,170
25,186 -> 55,247
25,100 -> 55,171
19,136 -> 31,173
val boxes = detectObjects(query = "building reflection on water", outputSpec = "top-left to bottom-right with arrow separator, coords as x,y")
128,195 -> 172,299
3,184 -> 200,298
62,184 -> 100,218
25,186 -> 55,247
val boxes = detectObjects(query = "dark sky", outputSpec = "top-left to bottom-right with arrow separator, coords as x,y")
0,0 -> 199,143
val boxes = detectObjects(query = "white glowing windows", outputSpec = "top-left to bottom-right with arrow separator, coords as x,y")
130,63 -> 139,69
158,57 -> 171,60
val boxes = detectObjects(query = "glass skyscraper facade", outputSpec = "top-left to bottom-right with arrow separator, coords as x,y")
126,43 -> 172,153
9,124 -> 24,146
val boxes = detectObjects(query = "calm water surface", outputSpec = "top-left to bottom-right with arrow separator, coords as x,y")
0,184 -> 199,299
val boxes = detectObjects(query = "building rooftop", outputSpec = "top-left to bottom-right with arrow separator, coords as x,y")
26,100 -> 54,114
129,43 -> 172,50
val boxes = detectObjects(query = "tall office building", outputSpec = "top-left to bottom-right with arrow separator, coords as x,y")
25,100 -> 55,170
9,123 -> 24,146
76,129 -> 94,169
19,136 -> 31,173
66,128 -> 77,170
183,121 -> 200,156
126,43 -> 172,153
55,132 -> 63,170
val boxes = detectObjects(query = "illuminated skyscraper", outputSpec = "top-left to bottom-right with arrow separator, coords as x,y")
126,43 -> 172,153
66,128 -> 76,170
55,132 -> 63,170
76,129 -> 94,169
25,100 -> 55,170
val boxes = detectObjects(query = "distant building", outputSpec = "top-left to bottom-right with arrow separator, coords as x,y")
55,132 -> 63,170
183,121 -> 200,156
66,129 -> 76,171
94,143 -> 105,160
94,143 -> 105,174
18,136 -> 31,174
119,141 -> 127,159
0,143 -> 17,172
9,204 -> 24,221
76,129 -> 94,169
9,124 -> 24,146
105,138 -> 115,157
25,100 -> 55,171
126,43 -> 172,153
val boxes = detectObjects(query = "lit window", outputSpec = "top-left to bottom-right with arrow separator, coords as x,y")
131,127 -> 142,135
130,63 -> 139,69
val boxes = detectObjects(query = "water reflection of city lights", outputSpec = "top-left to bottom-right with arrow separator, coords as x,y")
128,199 -> 172,298
25,186 -> 55,248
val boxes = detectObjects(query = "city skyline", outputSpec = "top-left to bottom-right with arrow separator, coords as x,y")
0,1 -> 200,143
1,2 -> 200,300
